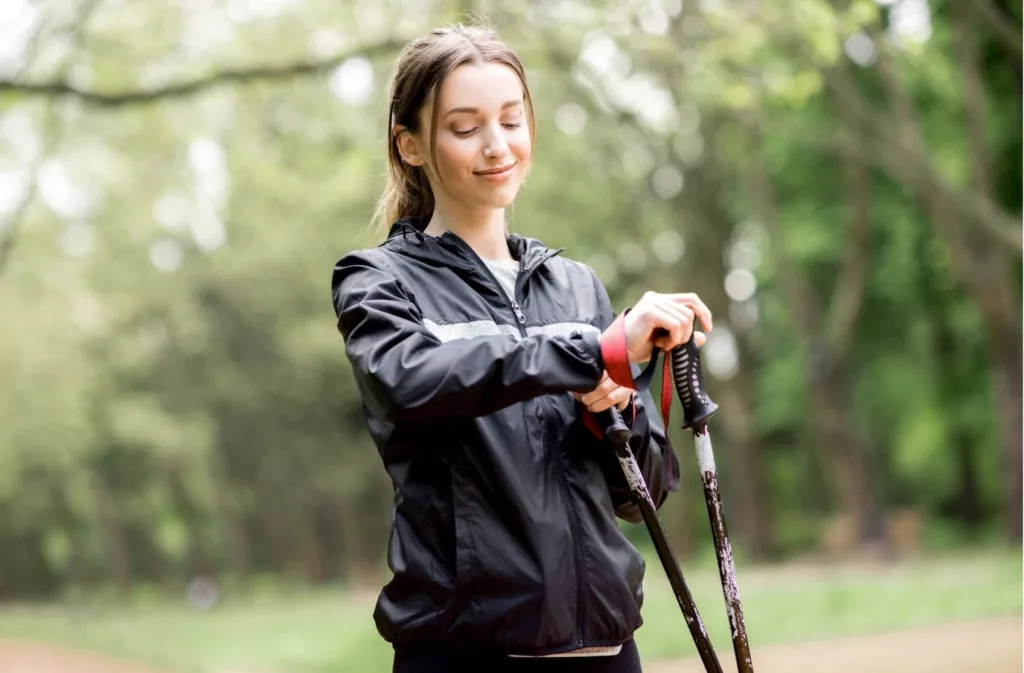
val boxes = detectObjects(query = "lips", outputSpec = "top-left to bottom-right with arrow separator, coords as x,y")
474,162 -> 516,176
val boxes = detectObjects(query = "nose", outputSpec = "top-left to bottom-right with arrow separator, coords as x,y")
483,124 -> 509,159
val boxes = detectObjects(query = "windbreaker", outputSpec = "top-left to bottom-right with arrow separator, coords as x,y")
331,216 -> 680,657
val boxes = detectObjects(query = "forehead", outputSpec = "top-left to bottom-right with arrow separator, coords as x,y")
436,61 -> 524,112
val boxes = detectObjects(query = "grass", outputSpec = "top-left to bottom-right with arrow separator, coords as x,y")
0,549 -> 1019,673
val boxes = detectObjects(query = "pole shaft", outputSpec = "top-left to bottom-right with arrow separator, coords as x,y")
615,444 -> 724,673
693,424 -> 754,673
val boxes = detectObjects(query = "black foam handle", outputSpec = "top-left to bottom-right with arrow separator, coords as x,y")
670,337 -> 719,430
594,407 -> 633,447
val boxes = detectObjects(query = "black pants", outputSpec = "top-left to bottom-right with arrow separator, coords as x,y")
393,640 -> 642,673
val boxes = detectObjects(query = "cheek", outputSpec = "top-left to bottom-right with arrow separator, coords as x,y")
434,137 -> 476,180
510,129 -> 532,165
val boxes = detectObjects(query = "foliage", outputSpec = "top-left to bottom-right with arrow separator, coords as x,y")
0,0 -> 1019,597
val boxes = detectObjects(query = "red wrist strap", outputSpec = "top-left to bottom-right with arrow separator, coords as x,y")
582,409 -> 603,439
589,310 -> 675,462
600,311 -> 636,389
660,356 -> 672,428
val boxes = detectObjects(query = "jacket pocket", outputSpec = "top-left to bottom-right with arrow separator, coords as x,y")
447,452 -> 574,647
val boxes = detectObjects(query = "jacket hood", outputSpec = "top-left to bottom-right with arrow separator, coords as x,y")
384,216 -> 561,275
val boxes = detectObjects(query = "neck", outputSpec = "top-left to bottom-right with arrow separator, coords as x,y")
424,202 -> 513,261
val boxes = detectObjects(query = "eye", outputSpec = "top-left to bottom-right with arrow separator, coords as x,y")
453,127 -> 477,137
503,122 -> 523,130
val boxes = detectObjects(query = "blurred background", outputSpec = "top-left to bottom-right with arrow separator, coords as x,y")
0,0 -> 1021,672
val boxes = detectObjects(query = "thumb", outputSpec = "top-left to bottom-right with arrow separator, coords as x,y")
693,331 -> 707,348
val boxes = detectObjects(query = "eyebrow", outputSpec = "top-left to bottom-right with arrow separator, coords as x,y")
443,100 -> 524,118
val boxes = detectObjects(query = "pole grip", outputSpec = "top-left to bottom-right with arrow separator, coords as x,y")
593,407 -> 632,447
669,337 -> 719,429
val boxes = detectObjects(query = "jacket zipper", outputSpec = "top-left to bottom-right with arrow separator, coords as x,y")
514,247 -> 584,648
445,236 -> 561,336
449,235 -> 585,646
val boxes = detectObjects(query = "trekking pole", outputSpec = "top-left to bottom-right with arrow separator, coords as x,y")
593,407 -> 723,673
668,337 -> 755,673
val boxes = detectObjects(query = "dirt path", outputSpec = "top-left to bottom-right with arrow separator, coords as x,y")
0,617 -> 1019,672
647,617 -> 1022,673
0,639 -> 164,673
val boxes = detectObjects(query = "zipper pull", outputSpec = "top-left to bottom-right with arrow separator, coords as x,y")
511,300 -> 527,325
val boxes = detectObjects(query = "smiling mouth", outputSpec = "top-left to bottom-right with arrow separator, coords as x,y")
475,163 -> 516,176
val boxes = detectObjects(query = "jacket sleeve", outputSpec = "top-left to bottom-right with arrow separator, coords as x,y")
332,250 -> 606,423
586,268 -> 681,523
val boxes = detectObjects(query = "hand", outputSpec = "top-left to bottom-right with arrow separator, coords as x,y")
619,292 -> 712,363
573,372 -> 633,413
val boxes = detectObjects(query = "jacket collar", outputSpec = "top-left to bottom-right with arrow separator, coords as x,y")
385,216 -> 561,276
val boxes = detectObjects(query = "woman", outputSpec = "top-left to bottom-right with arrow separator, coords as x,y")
331,23 -> 712,673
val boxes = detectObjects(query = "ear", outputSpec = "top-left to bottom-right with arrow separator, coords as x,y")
394,125 -> 426,167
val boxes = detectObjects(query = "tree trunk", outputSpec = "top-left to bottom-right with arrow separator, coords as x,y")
334,489 -> 359,581
210,458 -> 252,582
677,139 -> 776,560
952,429 -> 984,528
167,466 -> 208,578
744,109 -> 885,547
47,480 -> 92,591
715,375 -> 774,558
952,0 -> 995,198
872,20 -> 1022,543
984,309 -> 1023,542
665,469 -> 694,558
917,258 -> 986,528
916,196 -> 1020,543
90,472 -> 132,593
297,497 -> 328,583
951,0 -> 1023,542
811,355 -> 885,543
966,0 -> 1023,62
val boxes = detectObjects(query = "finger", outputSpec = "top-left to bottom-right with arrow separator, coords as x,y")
586,386 -> 616,412
588,386 -> 633,413
658,301 -> 695,346
649,306 -> 690,351
683,301 -> 713,333
647,307 -> 679,350
654,302 -> 693,350
666,294 -> 713,332
659,301 -> 684,348
677,300 -> 712,333
693,331 -> 707,348
580,377 -> 617,407
580,371 -> 610,397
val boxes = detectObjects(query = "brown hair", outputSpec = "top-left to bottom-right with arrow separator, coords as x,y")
372,23 -> 535,232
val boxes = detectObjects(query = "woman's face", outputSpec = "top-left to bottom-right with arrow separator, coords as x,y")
403,61 -> 532,213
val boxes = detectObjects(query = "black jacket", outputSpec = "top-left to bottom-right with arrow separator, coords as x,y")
331,217 -> 680,656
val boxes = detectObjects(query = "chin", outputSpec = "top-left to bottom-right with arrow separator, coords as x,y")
490,181 -> 525,205
462,187 -> 521,211
490,191 -> 520,208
